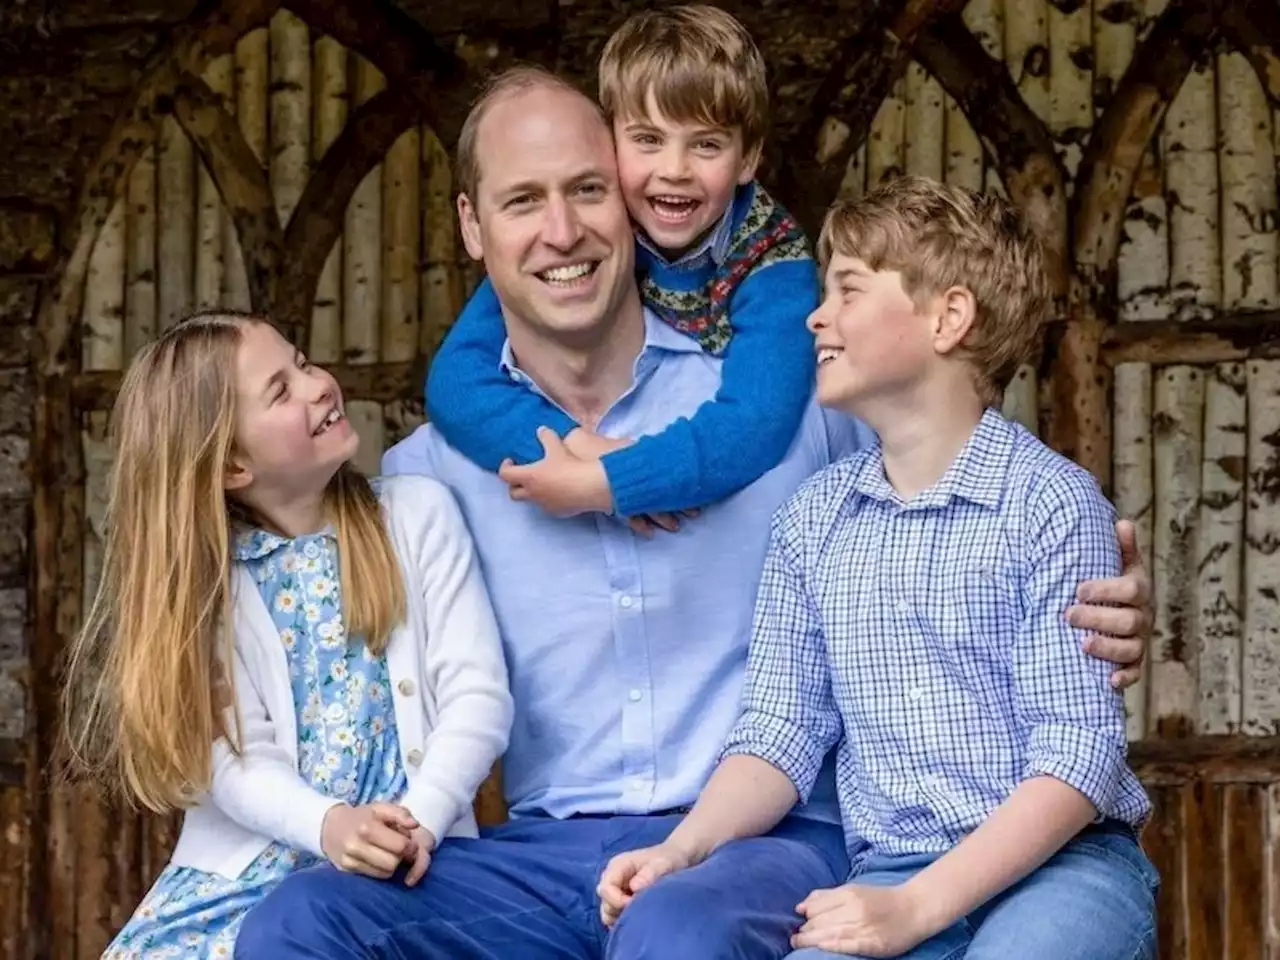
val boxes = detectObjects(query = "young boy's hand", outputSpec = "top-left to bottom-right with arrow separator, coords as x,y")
790,882 -> 930,956
596,842 -> 694,927
499,427 -> 614,516
563,426 -> 632,460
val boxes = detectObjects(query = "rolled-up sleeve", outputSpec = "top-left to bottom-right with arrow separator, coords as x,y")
1014,468 -> 1128,816
720,500 -> 842,801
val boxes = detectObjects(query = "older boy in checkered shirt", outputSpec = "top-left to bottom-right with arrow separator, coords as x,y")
598,176 -> 1159,959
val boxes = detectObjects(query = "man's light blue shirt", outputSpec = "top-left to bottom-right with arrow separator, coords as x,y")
383,308 -> 870,824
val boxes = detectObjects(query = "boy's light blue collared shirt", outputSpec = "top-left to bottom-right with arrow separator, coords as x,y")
722,409 -> 1151,866
383,309 -> 870,823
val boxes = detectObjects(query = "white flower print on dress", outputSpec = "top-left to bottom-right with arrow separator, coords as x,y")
104,530 -> 410,959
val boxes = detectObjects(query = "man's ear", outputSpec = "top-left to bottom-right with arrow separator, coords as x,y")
932,285 -> 977,357
457,193 -> 484,262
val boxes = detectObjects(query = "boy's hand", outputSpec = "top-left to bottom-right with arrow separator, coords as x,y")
1068,519 -> 1152,689
499,427 -> 614,516
402,825 -> 437,887
564,427 -> 632,460
597,842 -> 695,927
791,883 -> 930,956
320,802 -> 418,880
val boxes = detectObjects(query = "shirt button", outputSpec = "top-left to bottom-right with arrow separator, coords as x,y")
896,600 -> 909,614
619,595 -> 634,609
631,778 -> 647,791
407,748 -> 423,766
909,687 -> 923,701
398,679 -> 416,697
628,689 -> 643,702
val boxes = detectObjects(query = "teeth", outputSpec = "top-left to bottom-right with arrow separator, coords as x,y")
314,408 -> 343,435
541,263 -> 594,283
817,348 -> 842,366
652,195 -> 695,205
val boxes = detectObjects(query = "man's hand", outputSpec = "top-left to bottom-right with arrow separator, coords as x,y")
596,842 -> 695,927
1068,519 -> 1152,690
790,883 -> 930,956
499,427 -> 613,516
402,825 -> 437,887
626,509 -> 700,538
320,802 -> 418,880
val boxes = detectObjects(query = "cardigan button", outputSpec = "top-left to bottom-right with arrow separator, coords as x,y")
398,679 -> 416,697
407,748 -> 423,766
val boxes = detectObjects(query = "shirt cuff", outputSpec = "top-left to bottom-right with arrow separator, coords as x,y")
719,709 -> 827,802
1023,723 -> 1125,816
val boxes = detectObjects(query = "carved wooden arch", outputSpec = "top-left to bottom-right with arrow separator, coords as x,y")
27,1 -> 476,951
783,0 -> 1277,481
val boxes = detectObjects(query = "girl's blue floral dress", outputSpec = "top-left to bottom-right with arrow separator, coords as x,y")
104,527 -> 410,959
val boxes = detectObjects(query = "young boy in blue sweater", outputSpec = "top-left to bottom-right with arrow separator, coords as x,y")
425,5 -> 817,523
597,177 -> 1160,958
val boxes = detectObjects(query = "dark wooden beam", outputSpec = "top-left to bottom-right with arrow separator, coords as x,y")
913,11 -> 1068,283
72,361 -> 426,412
275,87 -> 422,344
283,0 -> 470,149
1099,311 -> 1280,365
1221,0 -> 1280,108
1071,0 -> 1219,292
169,70 -> 283,316
1131,735 -> 1280,786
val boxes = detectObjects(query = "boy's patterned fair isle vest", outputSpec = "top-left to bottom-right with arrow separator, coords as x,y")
639,183 -> 811,356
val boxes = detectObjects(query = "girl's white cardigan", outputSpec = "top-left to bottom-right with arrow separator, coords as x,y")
168,475 -> 513,878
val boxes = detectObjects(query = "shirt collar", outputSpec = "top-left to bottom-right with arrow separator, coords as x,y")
498,306 -> 704,392
851,407 -> 1014,510
635,195 -> 737,268
233,525 -> 335,562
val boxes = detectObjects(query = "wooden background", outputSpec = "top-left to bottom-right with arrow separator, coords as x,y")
0,0 -> 1277,956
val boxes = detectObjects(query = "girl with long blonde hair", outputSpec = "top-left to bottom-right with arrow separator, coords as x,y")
62,310 -> 513,957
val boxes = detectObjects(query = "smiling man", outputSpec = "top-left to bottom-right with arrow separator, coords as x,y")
234,68 -> 1153,960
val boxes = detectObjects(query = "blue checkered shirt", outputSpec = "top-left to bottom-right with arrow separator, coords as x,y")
722,409 -> 1151,864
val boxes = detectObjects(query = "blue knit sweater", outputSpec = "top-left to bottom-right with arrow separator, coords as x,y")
424,181 -> 819,516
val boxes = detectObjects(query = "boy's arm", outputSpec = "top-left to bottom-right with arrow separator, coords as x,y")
842,470 -> 1126,943
598,498 -> 841,919
665,498 -> 840,857
600,258 -> 820,516
424,276 -> 578,471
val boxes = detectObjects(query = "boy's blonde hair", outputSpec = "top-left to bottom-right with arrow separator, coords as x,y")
818,175 -> 1051,406
598,4 -> 769,156
60,311 -> 405,813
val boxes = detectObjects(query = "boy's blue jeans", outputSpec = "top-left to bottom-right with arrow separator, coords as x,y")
234,811 -> 848,959
787,820 -> 1159,960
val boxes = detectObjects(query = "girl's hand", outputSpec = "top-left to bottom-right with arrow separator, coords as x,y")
791,883 -> 931,956
403,825 -> 438,886
320,802 -> 418,879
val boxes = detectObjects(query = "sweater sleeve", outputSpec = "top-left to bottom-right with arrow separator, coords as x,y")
424,275 -> 577,471
208,642 -> 343,858
601,256 -> 819,516
394,478 -> 514,844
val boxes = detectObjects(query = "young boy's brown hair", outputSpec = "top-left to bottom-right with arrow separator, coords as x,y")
596,4 -> 770,158
818,175 -> 1051,406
